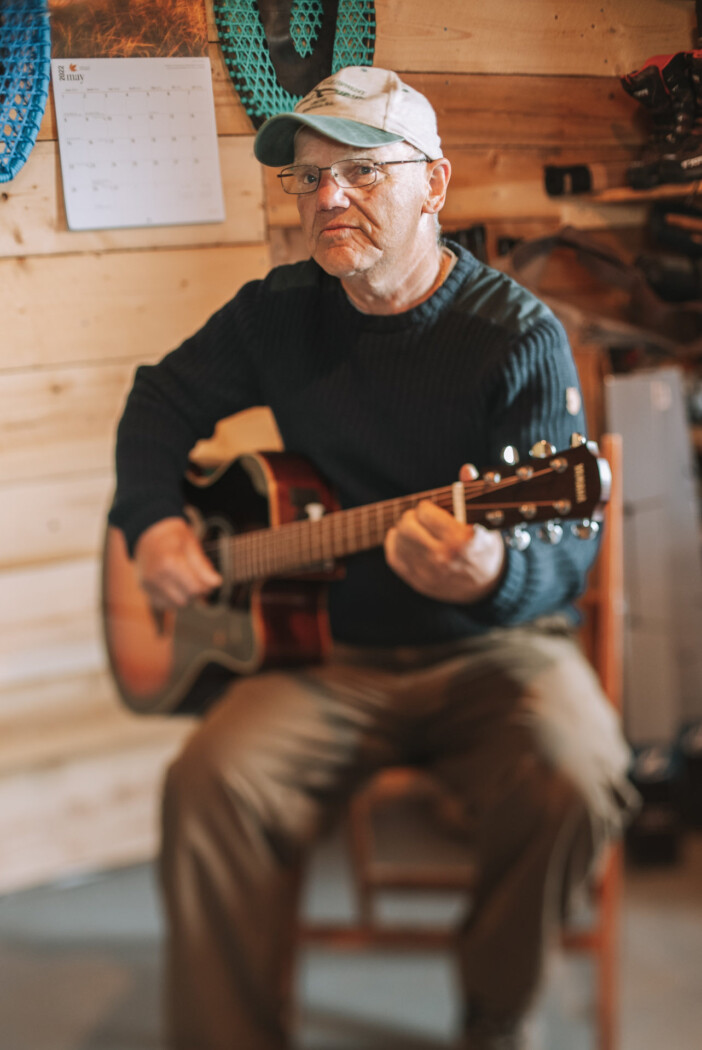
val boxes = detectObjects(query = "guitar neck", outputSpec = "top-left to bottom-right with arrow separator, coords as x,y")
228,485 -> 453,584
225,459 -> 585,584
221,443 -> 605,585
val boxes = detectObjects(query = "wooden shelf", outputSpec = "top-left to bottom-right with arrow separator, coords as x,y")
588,182 -> 702,205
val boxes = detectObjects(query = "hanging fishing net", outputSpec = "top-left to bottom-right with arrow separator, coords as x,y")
0,1 -> 51,183
214,0 -> 376,127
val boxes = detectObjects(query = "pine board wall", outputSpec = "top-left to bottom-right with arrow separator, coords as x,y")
0,0 -> 696,892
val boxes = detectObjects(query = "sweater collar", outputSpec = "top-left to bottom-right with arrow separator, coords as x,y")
327,240 -> 479,330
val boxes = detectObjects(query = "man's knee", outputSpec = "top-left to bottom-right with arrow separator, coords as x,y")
162,729 -> 223,821
520,641 -> 633,837
161,711 -> 330,863
499,738 -> 591,849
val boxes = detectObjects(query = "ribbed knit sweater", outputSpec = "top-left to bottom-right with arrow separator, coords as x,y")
109,241 -> 597,646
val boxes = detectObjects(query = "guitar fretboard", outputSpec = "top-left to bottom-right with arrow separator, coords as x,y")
225,477 -> 526,583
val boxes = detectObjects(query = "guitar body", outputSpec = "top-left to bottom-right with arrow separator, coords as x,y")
102,452 -> 339,716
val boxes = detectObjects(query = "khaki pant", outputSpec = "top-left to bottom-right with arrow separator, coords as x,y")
159,621 -> 636,1050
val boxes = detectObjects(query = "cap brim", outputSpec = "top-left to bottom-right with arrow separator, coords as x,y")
254,113 -> 403,166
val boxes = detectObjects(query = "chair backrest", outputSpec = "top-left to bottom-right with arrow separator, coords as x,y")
577,433 -> 624,712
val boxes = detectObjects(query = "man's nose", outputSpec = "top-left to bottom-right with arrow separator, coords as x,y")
315,170 -> 350,208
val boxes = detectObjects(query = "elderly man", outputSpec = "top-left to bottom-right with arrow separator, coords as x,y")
109,67 -> 635,1050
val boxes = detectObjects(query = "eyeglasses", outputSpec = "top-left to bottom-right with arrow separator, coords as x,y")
277,156 -> 428,195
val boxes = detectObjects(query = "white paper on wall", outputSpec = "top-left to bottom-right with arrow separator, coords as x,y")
51,57 -> 225,231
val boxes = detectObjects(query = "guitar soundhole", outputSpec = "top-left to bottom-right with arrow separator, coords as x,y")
197,516 -> 253,610
200,516 -> 231,605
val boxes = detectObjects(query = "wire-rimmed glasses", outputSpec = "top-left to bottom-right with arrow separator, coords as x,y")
277,156 -> 428,195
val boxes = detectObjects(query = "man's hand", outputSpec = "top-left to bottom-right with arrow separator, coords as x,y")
134,517 -> 223,609
384,466 -> 506,604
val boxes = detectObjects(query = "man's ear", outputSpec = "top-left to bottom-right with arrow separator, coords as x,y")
422,157 -> 451,215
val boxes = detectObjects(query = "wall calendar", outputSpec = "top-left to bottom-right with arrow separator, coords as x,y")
51,58 -> 225,231
48,1 -> 223,232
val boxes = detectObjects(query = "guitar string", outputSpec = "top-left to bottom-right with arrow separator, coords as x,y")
196,478 -> 492,568
198,476 -> 559,580
195,468 -> 563,583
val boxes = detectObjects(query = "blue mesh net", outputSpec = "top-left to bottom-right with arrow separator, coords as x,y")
0,1 -> 51,183
214,1 -> 376,126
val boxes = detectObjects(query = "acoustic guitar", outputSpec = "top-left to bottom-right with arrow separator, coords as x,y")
102,439 -> 609,716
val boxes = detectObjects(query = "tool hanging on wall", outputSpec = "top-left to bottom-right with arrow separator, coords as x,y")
502,225 -> 702,364
213,0 -> 376,129
0,1 -> 51,183
619,51 -> 698,189
649,199 -> 702,256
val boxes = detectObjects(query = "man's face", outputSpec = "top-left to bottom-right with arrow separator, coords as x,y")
292,129 -> 432,281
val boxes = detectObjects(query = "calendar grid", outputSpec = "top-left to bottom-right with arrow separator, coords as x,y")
52,58 -> 225,231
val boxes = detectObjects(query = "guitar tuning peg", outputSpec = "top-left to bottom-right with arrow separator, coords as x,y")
570,432 -> 600,455
504,525 -> 531,551
538,522 -> 563,545
530,440 -> 556,459
571,519 -> 601,540
500,445 -> 520,466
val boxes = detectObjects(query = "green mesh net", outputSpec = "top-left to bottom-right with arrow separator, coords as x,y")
214,1 -> 376,127
289,2 -> 324,58
0,1 -> 51,183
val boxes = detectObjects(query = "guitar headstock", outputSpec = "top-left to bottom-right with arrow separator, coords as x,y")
461,436 -> 610,547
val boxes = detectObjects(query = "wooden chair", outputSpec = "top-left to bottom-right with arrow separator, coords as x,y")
301,434 -> 625,1050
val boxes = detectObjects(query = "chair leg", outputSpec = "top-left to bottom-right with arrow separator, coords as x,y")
596,843 -> 623,1050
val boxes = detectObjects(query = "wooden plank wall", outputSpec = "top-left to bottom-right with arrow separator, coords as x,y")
0,0 -> 696,893
0,1 -> 276,892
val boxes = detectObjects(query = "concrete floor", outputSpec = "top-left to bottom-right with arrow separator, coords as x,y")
0,827 -> 701,1050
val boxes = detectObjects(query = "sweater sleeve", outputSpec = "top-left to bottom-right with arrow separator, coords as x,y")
468,314 -> 601,626
108,287 -> 265,554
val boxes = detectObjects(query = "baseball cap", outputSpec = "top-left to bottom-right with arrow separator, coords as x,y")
254,66 -> 442,166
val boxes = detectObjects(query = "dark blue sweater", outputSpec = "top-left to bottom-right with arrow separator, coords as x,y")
109,242 -> 597,645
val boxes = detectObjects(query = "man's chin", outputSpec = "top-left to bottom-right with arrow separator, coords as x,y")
314,245 -> 358,277
313,241 -> 371,278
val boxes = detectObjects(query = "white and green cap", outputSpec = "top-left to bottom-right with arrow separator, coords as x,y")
254,66 -> 442,166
